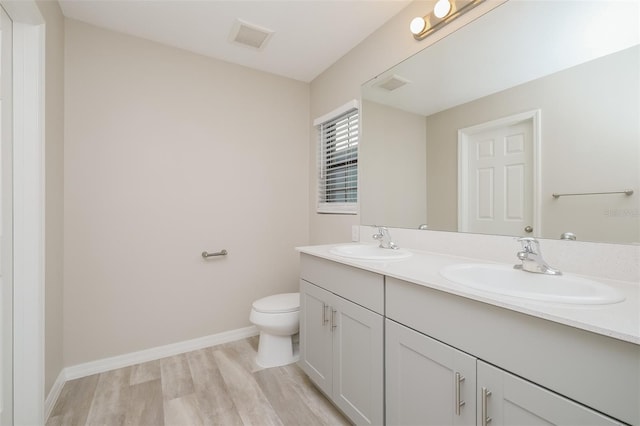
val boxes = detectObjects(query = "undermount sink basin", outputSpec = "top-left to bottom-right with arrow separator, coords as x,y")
329,244 -> 412,261
440,263 -> 625,305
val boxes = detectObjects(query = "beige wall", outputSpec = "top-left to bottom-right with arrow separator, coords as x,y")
36,0 -> 65,396
425,46 -> 639,243
361,100 -> 426,228
64,19 -> 309,365
308,0 -> 504,244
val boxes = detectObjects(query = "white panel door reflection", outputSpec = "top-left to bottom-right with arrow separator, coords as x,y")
459,114 -> 535,237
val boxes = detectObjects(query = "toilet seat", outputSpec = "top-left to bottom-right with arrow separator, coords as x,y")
252,292 -> 299,314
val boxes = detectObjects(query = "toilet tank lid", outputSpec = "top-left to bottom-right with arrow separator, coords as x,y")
252,292 -> 300,313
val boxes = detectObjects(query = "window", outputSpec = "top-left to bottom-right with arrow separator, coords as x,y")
315,100 -> 359,214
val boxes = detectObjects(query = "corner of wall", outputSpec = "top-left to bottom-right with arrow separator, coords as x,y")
36,0 -> 66,397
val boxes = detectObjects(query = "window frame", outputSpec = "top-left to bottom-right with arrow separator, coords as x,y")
314,100 -> 359,214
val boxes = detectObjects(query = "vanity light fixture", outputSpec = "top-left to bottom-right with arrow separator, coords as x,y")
410,0 -> 485,40
433,0 -> 452,18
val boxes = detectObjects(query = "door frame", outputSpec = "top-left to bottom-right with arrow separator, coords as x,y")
0,1 -> 45,424
0,5 -> 12,425
457,110 -> 541,237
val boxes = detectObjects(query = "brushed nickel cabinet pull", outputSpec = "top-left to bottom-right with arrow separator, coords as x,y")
481,387 -> 492,426
455,372 -> 466,415
331,308 -> 337,331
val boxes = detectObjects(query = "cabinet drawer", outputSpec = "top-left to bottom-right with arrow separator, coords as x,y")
300,254 -> 384,314
386,277 -> 640,425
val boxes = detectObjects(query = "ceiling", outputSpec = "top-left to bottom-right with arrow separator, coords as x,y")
58,0 -> 412,83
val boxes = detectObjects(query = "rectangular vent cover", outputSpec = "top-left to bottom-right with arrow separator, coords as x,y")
230,19 -> 274,50
376,75 -> 411,91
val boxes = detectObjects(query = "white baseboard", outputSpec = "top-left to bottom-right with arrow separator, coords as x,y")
44,325 -> 259,420
65,325 -> 259,380
44,370 -> 66,421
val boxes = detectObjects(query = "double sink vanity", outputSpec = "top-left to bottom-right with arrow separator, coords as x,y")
296,241 -> 639,425
300,0 -> 639,423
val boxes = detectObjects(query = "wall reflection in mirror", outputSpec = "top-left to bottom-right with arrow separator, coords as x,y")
361,0 -> 639,244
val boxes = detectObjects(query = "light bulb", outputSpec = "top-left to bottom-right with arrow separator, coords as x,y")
433,0 -> 452,18
410,16 -> 426,35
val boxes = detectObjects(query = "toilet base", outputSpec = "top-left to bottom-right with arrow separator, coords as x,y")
256,331 -> 299,368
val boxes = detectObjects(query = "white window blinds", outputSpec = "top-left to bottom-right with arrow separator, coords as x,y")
316,101 -> 359,214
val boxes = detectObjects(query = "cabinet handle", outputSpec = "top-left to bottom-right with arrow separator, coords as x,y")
322,303 -> 329,326
331,308 -> 337,331
481,387 -> 492,426
455,372 -> 465,415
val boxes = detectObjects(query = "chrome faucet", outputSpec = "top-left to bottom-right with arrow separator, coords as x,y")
514,237 -> 562,275
372,226 -> 398,249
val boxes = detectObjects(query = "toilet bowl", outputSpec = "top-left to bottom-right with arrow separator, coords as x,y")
249,292 -> 300,368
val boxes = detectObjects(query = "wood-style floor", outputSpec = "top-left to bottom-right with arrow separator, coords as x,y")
47,336 -> 350,426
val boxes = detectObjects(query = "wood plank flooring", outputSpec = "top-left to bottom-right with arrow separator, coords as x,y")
47,336 -> 351,426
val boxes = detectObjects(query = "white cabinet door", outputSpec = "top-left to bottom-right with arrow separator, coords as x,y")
477,360 -> 623,426
299,280 -> 333,396
332,295 -> 384,426
386,319 -> 476,426
300,279 -> 384,425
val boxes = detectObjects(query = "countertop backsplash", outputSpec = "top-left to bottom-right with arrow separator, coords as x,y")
357,226 -> 640,284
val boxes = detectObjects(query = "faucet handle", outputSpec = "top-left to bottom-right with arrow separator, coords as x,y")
515,237 -> 562,275
371,226 -> 398,249
517,237 -> 539,254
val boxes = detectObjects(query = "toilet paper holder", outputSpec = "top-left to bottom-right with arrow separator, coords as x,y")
202,249 -> 228,258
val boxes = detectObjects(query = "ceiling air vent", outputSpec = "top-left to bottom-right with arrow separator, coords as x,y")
229,19 -> 274,51
376,74 -> 411,91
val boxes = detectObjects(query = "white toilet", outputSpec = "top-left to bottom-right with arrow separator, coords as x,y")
249,292 -> 300,368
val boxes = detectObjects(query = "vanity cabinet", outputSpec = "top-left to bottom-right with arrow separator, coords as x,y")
299,254 -> 384,425
387,319 -> 622,426
298,252 -> 638,425
386,277 -> 637,425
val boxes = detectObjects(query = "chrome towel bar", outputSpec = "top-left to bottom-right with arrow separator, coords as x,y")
552,189 -> 633,199
202,249 -> 228,258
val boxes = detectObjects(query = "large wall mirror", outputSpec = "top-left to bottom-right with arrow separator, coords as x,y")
361,0 -> 639,244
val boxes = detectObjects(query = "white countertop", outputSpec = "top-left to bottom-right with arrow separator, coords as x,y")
297,244 -> 640,345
